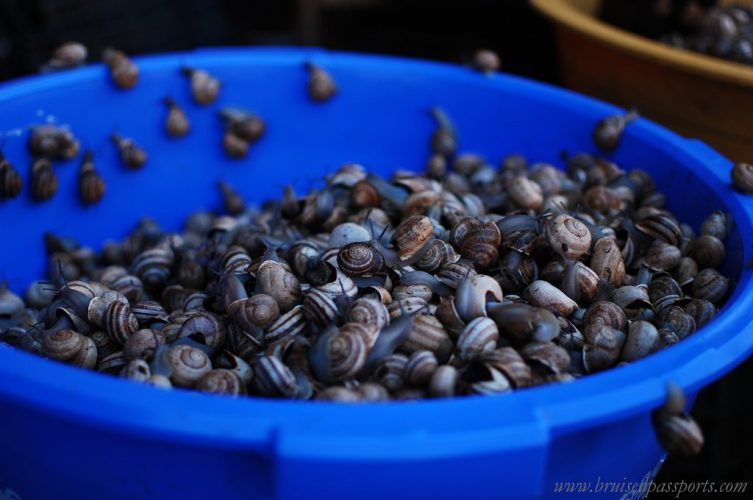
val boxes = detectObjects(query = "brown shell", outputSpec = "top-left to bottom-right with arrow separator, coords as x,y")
229,293 -> 280,331
456,317 -> 499,362
254,354 -> 298,397
30,158 -> 58,202
688,235 -> 725,270
642,241 -> 682,271
480,347 -> 532,388
415,239 -> 459,273
404,350 -> 439,387
337,242 -> 384,276
692,269 -> 729,305
393,215 -> 435,262
256,260 -> 302,313
458,222 -> 502,270
545,214 -> 592,259
731,162 -> 753,193
166,344 -> 212,387
402,314 -> 453,363
105,300 -> 139,346
589,237 -> 625,286
196,369 -> 245,396
347,297 -> 390,332
506,175 -> 543,210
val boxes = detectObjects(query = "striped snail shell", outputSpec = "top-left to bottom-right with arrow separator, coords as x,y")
347,297 -> 390,332
415,239 -> 459,273
340,322 -> 380,350
583,301 -> 627,332
131,246 -> 175,289
462,360 -> 512,395
121,359 -> 151,382
183,291 -> 209,312
373,353 -> 408,392
309,325 -> 368,383
520,341 -> 570,375
42,329 -> 97,369
123,328 -> 165,361
402,189 -> 441,217
265,305 -> 307,345
0,157 -> 22,200
97,350 -> 127,374
458,221 -> 501,270
635,210 -> 682,247
449,217 -> 480,247
480,347 -> 532,388
456,317 -> 499,362
653,411 -> 704,456
387,296 -> 428,319
582,324 -> 624,373
178,311 -> 226,351
436,261 -> 477,289
104,48 -> 139,88
673,257 -> 698,287
305,62 -> 338,102
184,68 -> 220,104
197,369 -> 245,396
88,291 -> 129,328
700,211 -> 727,241
429,364 -> 458,398
314,270 -> 358,301
642,241 -> 682,271
105,300 -> 139,346
256,260 -> 302,313
91,330 -> 118,359
402,314 -> 453,363
337,242 -> 384,276
404,350 -> 438,386
229,293 -> 280,331
303,288 -> 339,330
131,300 -> 169,326
78,157 -> 106,204
165,344 -> 212,387
393,215 -> 435,262
220,245 -> 252,273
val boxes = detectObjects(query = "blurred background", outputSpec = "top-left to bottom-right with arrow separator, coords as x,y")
0,0 -> 751,489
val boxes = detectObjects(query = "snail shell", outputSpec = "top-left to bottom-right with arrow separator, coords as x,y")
78,160 -> 106,204
455,274 -> 503,322
178,311 -> 226,351
97,350 -> 127,374
649,276 -> 683,311
265,305 -> 307,345
458,221 -> 501,270
402,314 -> 453,363
373,353 -> 408,392
583,301 -> 627,332
673,257 -> 698,287
315,270 -> 358,301
392,284 -> 433,303
166,344 -> 212,387
229,293 -> 280,331
434,296 -> 466,339
105,300 -> 139,346
621,320 -> 659,362
688,235 -> 725,270
700,211 -> 727,241
91,330 -> 118,360
652,411 -> 704,456
305,62 -> 338,101
187,69 -> 220,104
506,175 -> 543,210
356,382 -> 390,401
387,296 -> 429,319
146,374 -> 172,389
310,326 -> 368,383
104,49 -> 139,88
436,261 -> 477,289
520,341 -> 570,375
525,280 -> 578,317
121,359 -> 151,382
337,242 -> 384,276
303,288 -> 339,330
254,354 -> 298,397
610,285 -> 651,310
480,347 -> 532,388
415,239 -> 459,273
340,322 -> 380,350
487,302 -> 560,345
197,369 -> 245,396
462,360 -> 512,395
404,350 -> 438,386
131,246 -> 175,289
329,222 -> 371,248
347,297 -> 390,332
692,269 -> 728,305
223,130 -> 248,158
30,158 -> 57,201
123,328 -> 165,361
582,324 -> 624,373
42,329 -> 97,368
393,215 -> 435,262
731,162 -> 753,194
429,364 -> 458,398
256,260 -> 302,313
316,387 -> 361,402
589,237 -> 625,286
656,306 -> 696,339
130,300 -> 168,327
456,317 -> 499,362
683,299 -> 716,328
403,190 -> 441,217
636,211 -> 682,247
642,242 -> 681,271
164,98 -> 190,137
581,186 -> 622,214
545,214 -> 592,259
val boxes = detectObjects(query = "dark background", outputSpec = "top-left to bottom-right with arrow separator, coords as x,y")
0,0 -> 750,490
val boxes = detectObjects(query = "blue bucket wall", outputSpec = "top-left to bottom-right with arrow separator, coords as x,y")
1,48 -> 752,500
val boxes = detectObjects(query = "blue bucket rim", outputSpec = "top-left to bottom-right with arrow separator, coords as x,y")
1,47 -> 752,457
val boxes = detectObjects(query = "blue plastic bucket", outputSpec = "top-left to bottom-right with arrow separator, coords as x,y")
0,48 -> 752,500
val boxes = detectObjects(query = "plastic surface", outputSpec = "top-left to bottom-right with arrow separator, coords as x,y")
0,48 -> 752,500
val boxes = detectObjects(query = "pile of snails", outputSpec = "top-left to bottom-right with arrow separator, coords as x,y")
0,121 -> 733,407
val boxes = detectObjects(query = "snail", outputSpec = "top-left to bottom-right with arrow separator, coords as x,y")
304,61 -> 337,101
103,47 -> 139,89
471,48 -> 500,74
78,152 -> 106,204
46,42 -> 87,70
181,66 -> 221,104
592,110 -> 637,151
219,108 -> 266,142
30,158 -> 57,202
163,97 -> 190,137
0,152 -> 22,200
731,162 -> 753,194
111,133 -> 147,169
